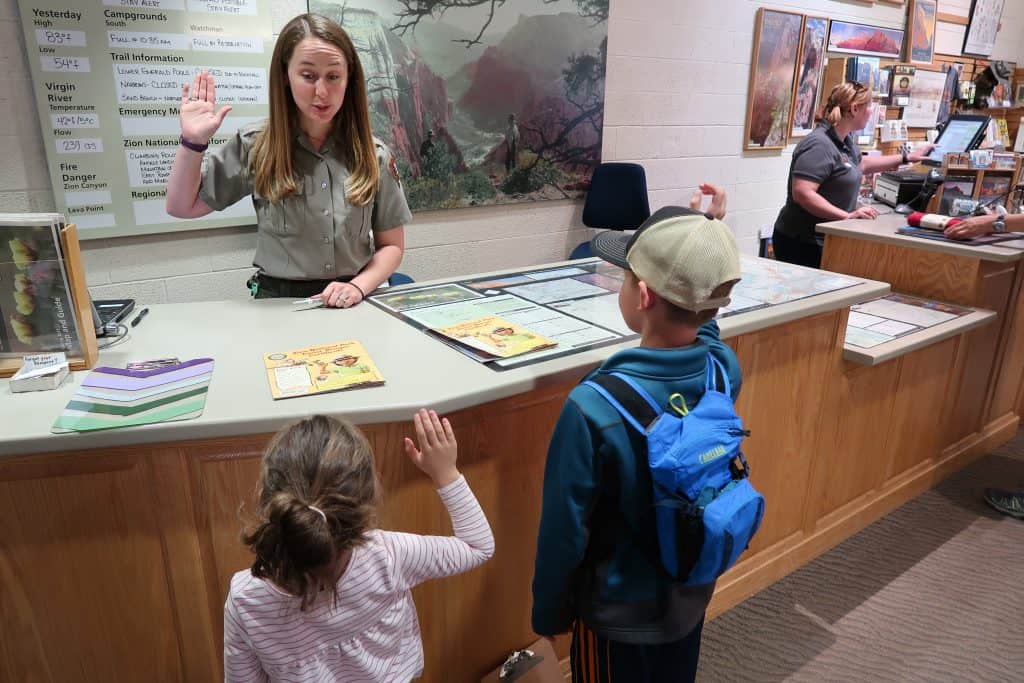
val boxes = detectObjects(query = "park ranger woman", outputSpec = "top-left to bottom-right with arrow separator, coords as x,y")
166,13 -> 411,307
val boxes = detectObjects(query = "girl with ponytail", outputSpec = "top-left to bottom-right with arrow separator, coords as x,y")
772,82 -> 934,268
224,410 -> 494,681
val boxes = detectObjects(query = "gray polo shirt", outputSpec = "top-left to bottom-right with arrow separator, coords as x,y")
774,122 -> 862,244
199,121 -> 412,280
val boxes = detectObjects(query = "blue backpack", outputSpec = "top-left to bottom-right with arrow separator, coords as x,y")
585,356 -> 765,585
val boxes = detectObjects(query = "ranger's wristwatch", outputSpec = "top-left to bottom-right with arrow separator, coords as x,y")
993,217 -> 1007,233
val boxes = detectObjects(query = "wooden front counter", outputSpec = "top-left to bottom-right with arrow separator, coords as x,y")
2,301 -> 1009,682
821,222 -> 1024,453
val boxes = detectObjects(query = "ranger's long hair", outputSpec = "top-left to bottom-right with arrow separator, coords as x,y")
250,13 -> 379,206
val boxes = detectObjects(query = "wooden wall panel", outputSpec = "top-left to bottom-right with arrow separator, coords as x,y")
184,437 -> 266,665
806,361 -> 898,524
0,455 -> 182,683
885,338 -> 960,480
822,236 -> 980,305
988,266 -> 1024,423
944,263 -> 1017,445
730,310 -> 844,554
149,450 -> 221,683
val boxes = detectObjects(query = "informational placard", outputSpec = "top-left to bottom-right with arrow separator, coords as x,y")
16,0 -> 281,239
962,0 -> 1005,57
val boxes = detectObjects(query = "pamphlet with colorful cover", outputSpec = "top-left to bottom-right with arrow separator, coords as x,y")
263,340 -> 384,399
0,213 -> 82,358
52,358 -> 214,433
433,315 -> 557,359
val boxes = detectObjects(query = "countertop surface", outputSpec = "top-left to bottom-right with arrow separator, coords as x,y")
818,214 -> 1024,263
1,257 -> 889,457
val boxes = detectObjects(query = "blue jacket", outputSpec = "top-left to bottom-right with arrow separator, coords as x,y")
531,321 -> 742,644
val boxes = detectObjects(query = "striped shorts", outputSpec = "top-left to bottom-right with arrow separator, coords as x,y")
569,619 -> 704,683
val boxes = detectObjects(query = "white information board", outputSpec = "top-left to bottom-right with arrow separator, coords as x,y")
17,0 -> 284,239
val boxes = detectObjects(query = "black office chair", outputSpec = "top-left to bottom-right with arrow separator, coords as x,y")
570,163 -> 651,260
389,272 -> 414,286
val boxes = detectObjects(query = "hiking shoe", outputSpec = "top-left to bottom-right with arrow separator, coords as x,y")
983,488 -> 1024,519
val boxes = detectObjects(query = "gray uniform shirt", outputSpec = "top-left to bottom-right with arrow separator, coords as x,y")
199,122 -> 412,280
774,122 -> 862,244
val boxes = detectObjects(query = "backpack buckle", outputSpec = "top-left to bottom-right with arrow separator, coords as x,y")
729,455 -> 749,479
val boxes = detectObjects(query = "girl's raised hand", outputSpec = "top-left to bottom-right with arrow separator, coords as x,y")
180,70 -> 232,145
403,409 -> 460,488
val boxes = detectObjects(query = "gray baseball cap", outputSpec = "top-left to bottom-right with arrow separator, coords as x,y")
592,206 -> 742,311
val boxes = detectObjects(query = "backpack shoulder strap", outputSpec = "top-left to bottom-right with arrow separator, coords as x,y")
584,372 -> 661,433
705,355 -> 731,396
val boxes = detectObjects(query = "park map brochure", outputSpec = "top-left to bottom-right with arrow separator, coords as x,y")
845,294 -> 972,348
368,257 -> 862,371
433,315 -> 557,359
263,340 -> 384,400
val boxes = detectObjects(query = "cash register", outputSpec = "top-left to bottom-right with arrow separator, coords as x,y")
874,170 -> 927,207
873,114 -> 991,209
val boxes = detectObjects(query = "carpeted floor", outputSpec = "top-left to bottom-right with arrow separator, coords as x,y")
699,429 -> 1024,682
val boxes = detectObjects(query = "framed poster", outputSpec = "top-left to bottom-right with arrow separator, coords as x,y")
789,16 -> 829,138
745,8 -> 803,150
963,0 -> 1006,57
903,69 -> 945,128
908,0 -> 938,66
827,20 -> 904,59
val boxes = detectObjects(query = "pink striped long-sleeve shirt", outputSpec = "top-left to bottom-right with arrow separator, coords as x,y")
223,475 -> 494,682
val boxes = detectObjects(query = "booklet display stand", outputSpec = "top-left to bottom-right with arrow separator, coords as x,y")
0,222 -> 97,378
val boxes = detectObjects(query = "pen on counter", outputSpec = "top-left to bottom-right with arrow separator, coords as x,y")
130,307 -> 150,327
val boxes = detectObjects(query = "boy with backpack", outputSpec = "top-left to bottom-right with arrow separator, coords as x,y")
531,205 -> 764,683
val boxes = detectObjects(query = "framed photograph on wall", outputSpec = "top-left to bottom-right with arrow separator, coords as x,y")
745,8 -> 804,150
789,15 -> 829,138
827,20 -> 904,59
908,0 -> 938,65
963,0 -> 1006,57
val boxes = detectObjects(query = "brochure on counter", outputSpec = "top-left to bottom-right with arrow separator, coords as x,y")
263,341 -> 384,399
845,294 -> 973,349
52,358 -> 214,433
368,258 -> 861,371
432,315 -> 557,360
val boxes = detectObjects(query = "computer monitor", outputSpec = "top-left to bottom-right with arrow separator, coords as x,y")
922,114 -> 991,166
